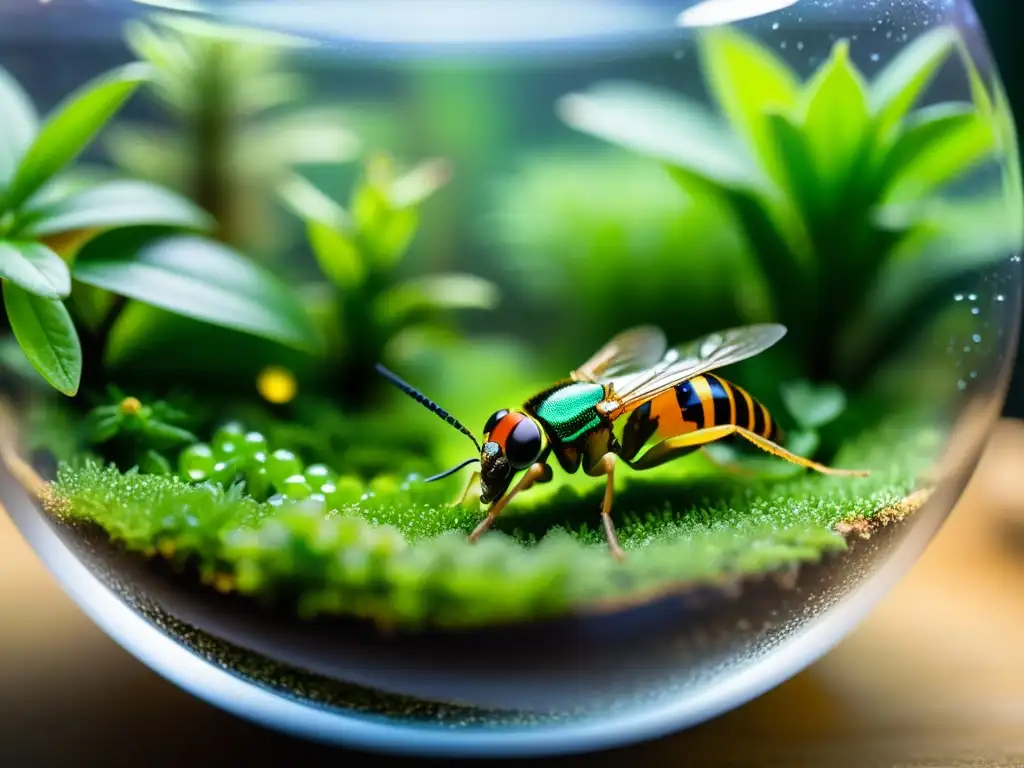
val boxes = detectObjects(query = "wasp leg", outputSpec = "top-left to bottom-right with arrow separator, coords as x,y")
468,462 -> 553,543
628,425 -> 870,477
584,453 -> 625,562
453,471 -> 481,507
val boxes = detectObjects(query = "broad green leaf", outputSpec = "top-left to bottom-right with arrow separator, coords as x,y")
557,81 -> 763,191
780,380 -> 847,429
881,104 -> 995,203
2,282 -> 81,396
871,26 -> 959,140
697,26 -> 800,184
19,180 -> 213,237
0,66 -> 39,186
801,40 -> 870,201
376,273 -> 500,327
307,219 -> 363,289
4,63 -> 153,211
0,241 -> 70,298
72,228 -> 321,351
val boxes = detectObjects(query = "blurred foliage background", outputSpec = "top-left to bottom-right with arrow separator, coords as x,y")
0,2 -> 1019,480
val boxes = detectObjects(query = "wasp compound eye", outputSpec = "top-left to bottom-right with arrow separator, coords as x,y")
505,418 -> 542,469
483,409 -> 509,435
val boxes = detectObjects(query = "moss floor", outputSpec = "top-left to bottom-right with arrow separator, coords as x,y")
44,414 -> 942,630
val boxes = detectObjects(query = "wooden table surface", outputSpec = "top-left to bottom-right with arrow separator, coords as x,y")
3,421 -> 1024,766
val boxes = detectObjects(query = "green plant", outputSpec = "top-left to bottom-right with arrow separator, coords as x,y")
280,152 -> 500,405
106,15 -> 359,257
0,61 -> 322,398
84,387 -> 196,474
558,25 -> 1020,389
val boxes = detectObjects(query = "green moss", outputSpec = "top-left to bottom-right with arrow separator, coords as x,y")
48,414 -> 940,630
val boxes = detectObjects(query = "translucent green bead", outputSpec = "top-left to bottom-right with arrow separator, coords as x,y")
179,443 -> 215,482
240,431 -> 269,459
267,449 -> 304,486
212,421 -> 246,454
327,475 -> 364,507
281,474 -> 312,500
304,463 -> 338,491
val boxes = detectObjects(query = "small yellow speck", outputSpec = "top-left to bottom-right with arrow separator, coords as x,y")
257,366 -> 298,404
157,539 -> 176,559
213,573 -> 237,593
120,396 -> 143,416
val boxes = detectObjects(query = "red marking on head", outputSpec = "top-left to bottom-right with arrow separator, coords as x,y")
489,411 -> 525,448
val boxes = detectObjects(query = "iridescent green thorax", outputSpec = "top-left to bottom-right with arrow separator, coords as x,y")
531,381 -> 605,443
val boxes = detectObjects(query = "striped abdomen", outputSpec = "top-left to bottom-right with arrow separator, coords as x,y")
619,374 -> 781,461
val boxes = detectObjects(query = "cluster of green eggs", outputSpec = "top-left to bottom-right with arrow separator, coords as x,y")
177,422 -> 367,509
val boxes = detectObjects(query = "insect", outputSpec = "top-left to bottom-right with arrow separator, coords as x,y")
377,324 -> 869,560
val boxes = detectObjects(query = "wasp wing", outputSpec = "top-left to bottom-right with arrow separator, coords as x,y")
607,324 -> 787,417
571,325 -> 668,383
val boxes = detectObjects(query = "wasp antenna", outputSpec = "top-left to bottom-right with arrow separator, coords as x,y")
375,364 -> 482,452
425,457 -> 480,483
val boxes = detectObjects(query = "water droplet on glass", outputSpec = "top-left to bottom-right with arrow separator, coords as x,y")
870,52 -> 880,61
957,380 -> 968,391
772,21 -> 780,30
972,334 -> 982,343
797,41 -> 804,50
954,293 -> 964,301
968,293 -> 977,301
996,294 -> 1006,302
971,307 -> 981,315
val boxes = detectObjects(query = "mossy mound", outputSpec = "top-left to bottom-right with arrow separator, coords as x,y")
46,415 -> 941,630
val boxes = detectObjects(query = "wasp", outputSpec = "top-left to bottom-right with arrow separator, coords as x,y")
377,324 -> 869,560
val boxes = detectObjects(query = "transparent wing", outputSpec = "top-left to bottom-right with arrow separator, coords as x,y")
571,325 -> 667,383
609,324 -> 787,415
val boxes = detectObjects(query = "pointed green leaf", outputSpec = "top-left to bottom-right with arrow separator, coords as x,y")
697,26 -> 800,183
0,66 -> 39,187
4,63 -> 153,211
277,173 -> 349,230
780,380 -> 847,429
390,158 -> 452,208
104,124 -> 189,189
879,103 -> 995,203
557,81 -> 762,190
144,421 -> 198,445
307,219 -> 364,289
377,273 -> 500,327
72,228 -> 321,351
0,241 -> 70,298
763,113 -> 818,216
20,180 -> 213,237
2,282 -> 82,396
801,40 -> 870,200
871,26 -> 959,139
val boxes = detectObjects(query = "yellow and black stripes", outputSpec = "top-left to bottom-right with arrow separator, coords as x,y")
619,374 -> 780,462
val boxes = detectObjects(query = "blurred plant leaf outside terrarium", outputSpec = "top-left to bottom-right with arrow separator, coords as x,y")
105,14 -> 361,258
558,24 -> 1021,392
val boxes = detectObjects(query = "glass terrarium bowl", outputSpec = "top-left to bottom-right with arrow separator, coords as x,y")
0,0 -> 1020,757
